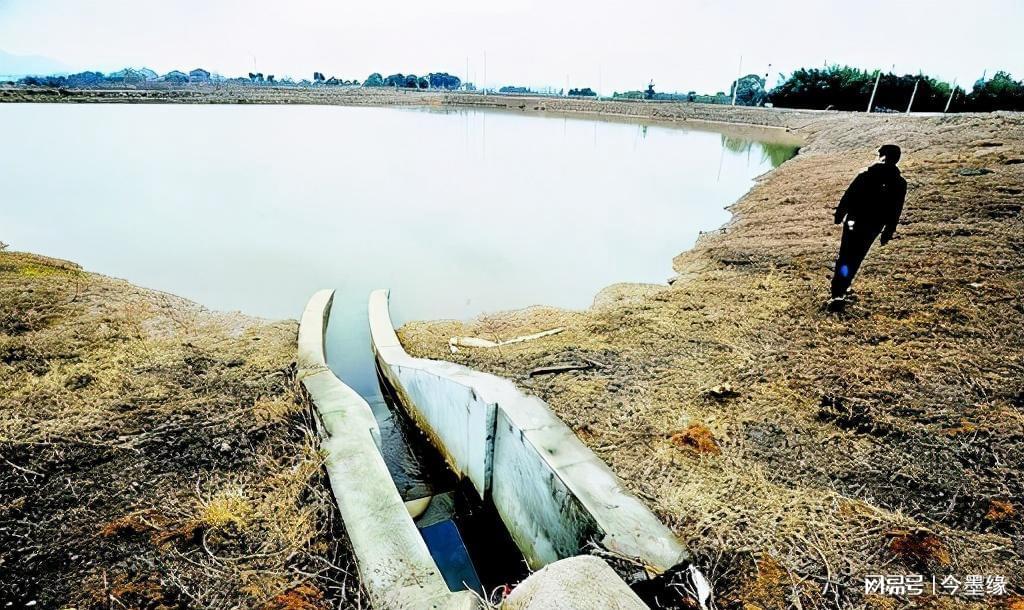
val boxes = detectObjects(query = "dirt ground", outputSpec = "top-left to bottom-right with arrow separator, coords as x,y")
399,110 -> 1024,608
0,250 -> 363,608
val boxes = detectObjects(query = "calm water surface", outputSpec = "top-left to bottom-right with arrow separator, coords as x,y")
1,103 -> 795,495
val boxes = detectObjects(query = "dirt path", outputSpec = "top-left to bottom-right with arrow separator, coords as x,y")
0,250 -> 361,608
399,108 -> 1024,608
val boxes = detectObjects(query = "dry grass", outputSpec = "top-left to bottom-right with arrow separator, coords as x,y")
196,486 -> 255,531
400,111 -> 1024,608
0,250 -> 363,608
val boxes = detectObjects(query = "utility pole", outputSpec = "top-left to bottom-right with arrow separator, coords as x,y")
906,78 -> 920,113
866,70 -> 882,113
465,56 -> 469,92
483,51 -> 487,94
731,55 -> 743,106
944,79 -> 958,113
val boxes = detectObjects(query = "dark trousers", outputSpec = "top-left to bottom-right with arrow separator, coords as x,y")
831,224 -> 880,298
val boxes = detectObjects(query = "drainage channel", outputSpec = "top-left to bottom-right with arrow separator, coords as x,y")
308,290 -> 697,607
323,304 -> 527,598
373,363 -> 529,595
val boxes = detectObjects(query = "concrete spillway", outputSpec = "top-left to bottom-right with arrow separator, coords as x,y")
298,290 -> 478,609
300,289 -> 699,608
369,289 -> 696,578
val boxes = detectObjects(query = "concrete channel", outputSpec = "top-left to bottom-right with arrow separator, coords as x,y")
369,289 -> 710,604
300,289 -> 701,607
298,290 -> 478,609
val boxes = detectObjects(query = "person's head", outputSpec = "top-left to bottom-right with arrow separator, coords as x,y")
878,144 -> 901,165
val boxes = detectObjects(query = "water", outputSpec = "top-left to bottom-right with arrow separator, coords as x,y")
0,103 -> 795,584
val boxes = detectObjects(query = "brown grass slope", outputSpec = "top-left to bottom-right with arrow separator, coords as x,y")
400,111 -> 1024,609
0,251 -> 362,609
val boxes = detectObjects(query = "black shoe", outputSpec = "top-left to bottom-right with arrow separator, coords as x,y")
826,296 -> 846,313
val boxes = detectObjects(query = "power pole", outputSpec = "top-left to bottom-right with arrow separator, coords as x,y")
944,79 -> 958,113
731,55 -> 743,106
866,70 -> 882,113
483,51 -> 487,94
906,78 -> 919,114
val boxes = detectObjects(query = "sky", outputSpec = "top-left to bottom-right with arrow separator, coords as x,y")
0,0 -> 1021,93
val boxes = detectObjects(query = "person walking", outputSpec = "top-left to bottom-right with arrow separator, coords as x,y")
828,144 -> 907,312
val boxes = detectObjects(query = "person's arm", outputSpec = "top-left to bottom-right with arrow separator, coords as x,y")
880,179 -> 907,244
835,171 -> 866,224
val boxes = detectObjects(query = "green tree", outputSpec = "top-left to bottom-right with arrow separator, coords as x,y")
967,71 -> 1024,111
768,65 -> 981,112
730,74 -> 767,106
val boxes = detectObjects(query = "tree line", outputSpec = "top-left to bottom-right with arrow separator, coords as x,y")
767,66 -> 1024,112
10,69 -> 464,91
361,72 -> 462,90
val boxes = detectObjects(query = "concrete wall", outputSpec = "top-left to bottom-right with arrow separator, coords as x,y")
298,289 -> 477,610
369,289 -> 692,575
370,293 -> 496,499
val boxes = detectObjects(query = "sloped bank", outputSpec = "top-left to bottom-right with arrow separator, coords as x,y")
398,111 -> 1024,608
0,250 -> 357,609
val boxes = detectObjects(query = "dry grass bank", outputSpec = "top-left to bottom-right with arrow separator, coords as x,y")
400,110 -> 1024,608
0,250 -> 362,608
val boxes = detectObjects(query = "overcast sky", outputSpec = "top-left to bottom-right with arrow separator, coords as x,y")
0,0 -> 1021,93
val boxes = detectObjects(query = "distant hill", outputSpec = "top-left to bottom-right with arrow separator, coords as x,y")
0,49 -> 71,78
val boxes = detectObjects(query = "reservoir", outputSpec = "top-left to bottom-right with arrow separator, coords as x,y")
0,101 -> 796,589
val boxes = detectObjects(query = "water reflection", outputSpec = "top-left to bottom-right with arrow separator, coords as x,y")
722,134 -> 796,168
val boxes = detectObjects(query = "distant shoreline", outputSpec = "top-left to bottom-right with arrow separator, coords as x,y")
0,85 -> 821,145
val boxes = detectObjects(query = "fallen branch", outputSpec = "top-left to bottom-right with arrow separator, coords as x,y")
449,327 -> 564,353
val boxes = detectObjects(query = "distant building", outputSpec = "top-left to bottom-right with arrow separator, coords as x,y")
189,68 -> 210,83
162,70 -> 188,84
107,68 -> 146,84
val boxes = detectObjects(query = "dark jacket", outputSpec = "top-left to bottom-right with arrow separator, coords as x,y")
834,163 -> 907,241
